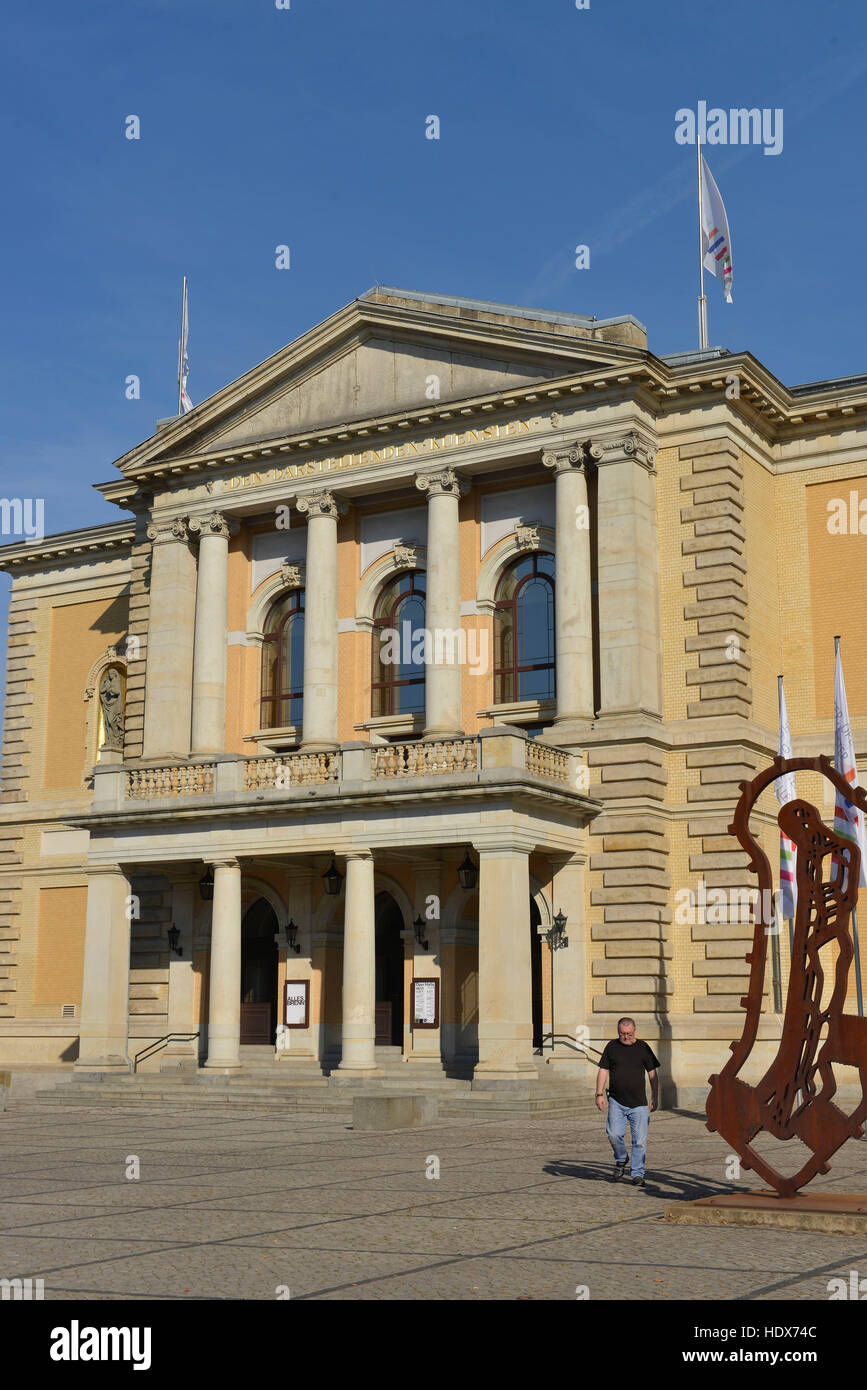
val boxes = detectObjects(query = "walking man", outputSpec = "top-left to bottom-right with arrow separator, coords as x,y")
596,1017 -> 660,1186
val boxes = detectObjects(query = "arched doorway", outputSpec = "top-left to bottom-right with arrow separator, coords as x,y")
530,897 -> 543,1050
240,898 -> 278,1044
375,891 -> 405,1046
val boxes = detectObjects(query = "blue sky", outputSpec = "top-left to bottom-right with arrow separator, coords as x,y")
0,0 -> 863,681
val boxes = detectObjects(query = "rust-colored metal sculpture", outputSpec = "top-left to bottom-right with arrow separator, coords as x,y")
706,755 -> 867,1197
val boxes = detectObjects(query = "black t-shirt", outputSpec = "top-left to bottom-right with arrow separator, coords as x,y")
598,1039 -> 660,1107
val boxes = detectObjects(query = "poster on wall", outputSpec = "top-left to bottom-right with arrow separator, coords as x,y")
412,978 -> 439,1028
284,979 -> 309,1028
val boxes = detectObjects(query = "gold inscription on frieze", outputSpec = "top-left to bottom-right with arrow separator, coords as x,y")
220,417 -> 546,492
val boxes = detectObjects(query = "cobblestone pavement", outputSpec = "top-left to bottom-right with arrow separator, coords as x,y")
2,1100 -> 867,1301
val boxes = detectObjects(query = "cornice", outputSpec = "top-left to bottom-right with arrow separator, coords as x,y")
92,345 -> 867,506
0,520 -> 136,572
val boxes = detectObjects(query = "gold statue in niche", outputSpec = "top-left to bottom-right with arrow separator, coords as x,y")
98,667 -> 124,753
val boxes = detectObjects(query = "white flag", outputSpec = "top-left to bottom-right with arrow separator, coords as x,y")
775,677 -> 797,921
178,277 -> 193,414
834,637 -> 867,888
700,154 -> 733,304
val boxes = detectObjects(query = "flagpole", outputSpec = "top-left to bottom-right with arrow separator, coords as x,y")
697,133 -> 708,351
177,276 -> 187,417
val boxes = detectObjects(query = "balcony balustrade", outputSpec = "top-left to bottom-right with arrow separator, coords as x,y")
93,732 -> 587,816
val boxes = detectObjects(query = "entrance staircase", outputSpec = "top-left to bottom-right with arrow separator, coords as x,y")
35,1047 -> 599,1121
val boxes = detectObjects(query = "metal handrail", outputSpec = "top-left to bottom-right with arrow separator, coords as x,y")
535,1032 -> 602,1058
132,1032 -> 200,1073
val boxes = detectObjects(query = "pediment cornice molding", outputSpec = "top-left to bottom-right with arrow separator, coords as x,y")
93,310 -> 867,511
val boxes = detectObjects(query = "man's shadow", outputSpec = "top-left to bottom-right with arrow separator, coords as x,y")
542,1159 -> 748,1201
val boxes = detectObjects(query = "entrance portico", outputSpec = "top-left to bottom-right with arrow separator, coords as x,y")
75,730 -> 598,1086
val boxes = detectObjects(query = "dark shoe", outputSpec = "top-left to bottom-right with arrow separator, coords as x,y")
612,1163 -> 628,1181
631,1176 -> 645,1187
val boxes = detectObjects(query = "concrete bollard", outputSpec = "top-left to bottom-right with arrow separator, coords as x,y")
352,1093 -> 438,1131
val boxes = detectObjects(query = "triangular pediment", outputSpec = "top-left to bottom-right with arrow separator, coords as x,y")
112,289 -> 647,474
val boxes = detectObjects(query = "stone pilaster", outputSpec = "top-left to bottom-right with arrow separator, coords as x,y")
592,430 -> 662,722
296,490 -> 343,752
277,868 -> 320,1067
203,858 -> 242,1071
543,853 -> 592,1080
679,440 -> 751,720
1,591 -> 37,805
473,842 -> 538,1086
75,863 -> 132,1072
142,515 -> 197,760
123,516 -> 153,761
405,860 -> 444,1069
587,745 -> 672,1024
415,468 -> 467,740
541,445 -> 594,731
162,874 -> 199,1070
189,512 -> 236,755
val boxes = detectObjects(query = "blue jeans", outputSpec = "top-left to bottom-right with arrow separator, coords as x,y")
606,1098 -> 650,1178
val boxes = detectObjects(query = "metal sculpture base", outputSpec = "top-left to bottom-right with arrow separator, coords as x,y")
665,1191 -> 867,1236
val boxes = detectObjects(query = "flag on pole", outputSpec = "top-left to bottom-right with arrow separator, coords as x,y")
833,636 -> 867,889
700,154 -> 733,304
775,676 -> 797,921
178,277 -> 192,415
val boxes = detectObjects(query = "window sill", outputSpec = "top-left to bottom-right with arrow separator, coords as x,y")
354,713 -> 425,744
245,725 -> 301,753
477,700 -> 556,726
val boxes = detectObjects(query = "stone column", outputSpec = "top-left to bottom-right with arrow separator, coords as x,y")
474,842 -> 538,1087
415,468 -> 466,739
162,874 -> 199,1071
544,853 -> 590,1081
75,864 -> 132,1072
189,512 -> 236,755
142,516 -> 197,759
296,490 -> 343,752
203,858 -> 242,1071
334,851 -> 384,1078
405,860 -> 444,1069
590,430 -> 662,721
541,445 -> 594,731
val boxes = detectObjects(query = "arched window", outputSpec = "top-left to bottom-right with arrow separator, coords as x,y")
493,553 -> 555,704
260,590 -> 304,729
371,571 -> 426,716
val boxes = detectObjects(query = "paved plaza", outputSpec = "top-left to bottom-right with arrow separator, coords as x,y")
1,1099 -> 867,1301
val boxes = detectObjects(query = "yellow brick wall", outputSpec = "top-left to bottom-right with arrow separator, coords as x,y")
42,595 -> 129,791
34,885 -> 87,1006
805,473 -> 867,719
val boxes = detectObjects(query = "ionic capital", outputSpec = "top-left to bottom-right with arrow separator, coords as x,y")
146,515 -> 189,543
414,468 -> 468,500
296,489 -> 348,520
188,511 -> 239,540
541,444 -> 589,476
587,429 -> 656,471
